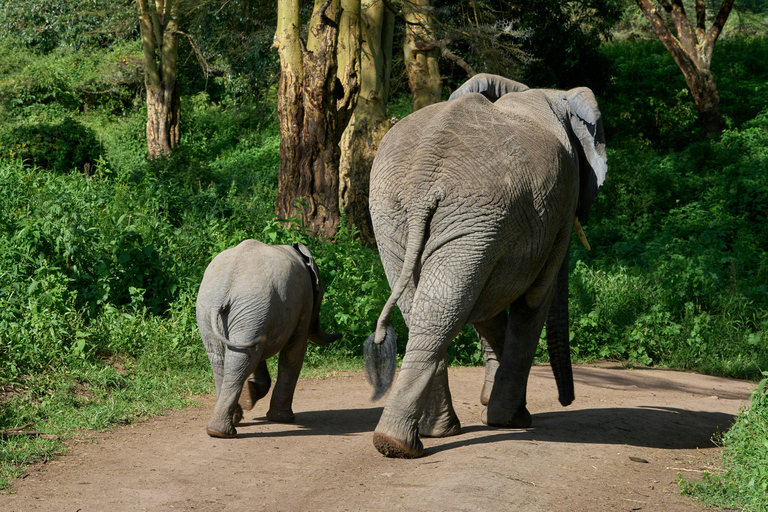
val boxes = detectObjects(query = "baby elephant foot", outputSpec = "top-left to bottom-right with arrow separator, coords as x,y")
482,403 -> 532,429
239,378 -> 271,411
266,408 -> 295,424
373,432 -> 424,459
206,418 -> 237,439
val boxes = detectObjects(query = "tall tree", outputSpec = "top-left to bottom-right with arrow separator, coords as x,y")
273,0 -> 360,238
635,0 -> 735,137
339,0 -> 395,246
136,0 -> 181,159
403,0 -> 442,110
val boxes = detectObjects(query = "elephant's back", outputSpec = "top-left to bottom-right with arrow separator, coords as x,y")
198,241 -> 311,337
371,92 -> 576,216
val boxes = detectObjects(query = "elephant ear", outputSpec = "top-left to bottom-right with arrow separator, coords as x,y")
293,242 -> 321,311
565,87 -> 607,222
449,73 -> 529,102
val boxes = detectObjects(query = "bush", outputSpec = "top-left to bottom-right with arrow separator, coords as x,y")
679,373 -> 768,511
0,117 -> 100,173
0,40 -> 143,117
571,105 -> 768,377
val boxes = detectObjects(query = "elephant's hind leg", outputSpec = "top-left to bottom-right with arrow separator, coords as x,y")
266,334 -> 308,424
239,360 -> 271,412
419,356 -> 461,438
374,283 -> 475,457
207,343 -> 261,439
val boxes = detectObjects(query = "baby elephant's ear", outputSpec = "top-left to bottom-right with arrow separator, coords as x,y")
293,242 -> 320,302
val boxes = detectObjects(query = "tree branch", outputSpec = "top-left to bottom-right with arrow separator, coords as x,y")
695,0 -> 706,39
415,39 -> 476,77
706,0 -> 735,55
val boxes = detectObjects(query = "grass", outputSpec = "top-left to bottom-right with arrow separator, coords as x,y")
679,373 -> 768,511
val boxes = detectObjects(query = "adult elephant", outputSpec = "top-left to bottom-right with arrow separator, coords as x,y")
364,73 -> 607,458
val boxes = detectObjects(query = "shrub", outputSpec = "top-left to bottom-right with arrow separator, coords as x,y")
679,373 -> 768,511
0,117 -> 100,173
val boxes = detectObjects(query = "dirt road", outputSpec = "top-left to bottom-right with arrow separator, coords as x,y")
3,363 -> 755,511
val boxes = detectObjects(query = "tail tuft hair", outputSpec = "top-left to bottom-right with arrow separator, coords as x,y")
363,325 -> 397,401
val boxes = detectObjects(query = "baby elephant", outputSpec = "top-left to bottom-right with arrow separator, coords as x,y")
197,239 -> 341,438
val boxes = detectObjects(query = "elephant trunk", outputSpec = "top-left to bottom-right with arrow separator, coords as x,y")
546,249 -> 575,407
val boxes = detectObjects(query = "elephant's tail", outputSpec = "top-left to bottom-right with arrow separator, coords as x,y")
364,204 -> 433,400
373,204 -> 431,344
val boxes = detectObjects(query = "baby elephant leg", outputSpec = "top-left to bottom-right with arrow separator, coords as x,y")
267,335 -> 308,423
238,360 -> 272,411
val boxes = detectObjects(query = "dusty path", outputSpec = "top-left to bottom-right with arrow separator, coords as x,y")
3,363 -> 755,511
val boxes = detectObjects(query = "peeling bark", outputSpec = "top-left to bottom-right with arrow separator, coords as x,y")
275,0 -> 363,239
137,0 -> 180,160
339,0 -> 394,247
403,0 -> 442,111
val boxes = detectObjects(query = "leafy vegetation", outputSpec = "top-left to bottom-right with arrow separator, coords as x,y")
0,12 -> 766,507
679,373 -> 768,511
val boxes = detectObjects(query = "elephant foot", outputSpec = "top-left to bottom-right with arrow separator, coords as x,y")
266,408 -> 295,424
481,404 -> 532,429
373,433 -> 424,459
480,379 -> 493,406
419,411 -> 461,438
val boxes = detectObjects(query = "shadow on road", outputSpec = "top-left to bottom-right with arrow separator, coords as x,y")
232,403 -> 733,456
234,406 -> 383,438
427,406 -> 736,456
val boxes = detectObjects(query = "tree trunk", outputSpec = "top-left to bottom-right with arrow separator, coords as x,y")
339,0 -> 394,247
403,0 -> 442,111
145,82 -> 180,159
274,0 -> 304,222
274,0 -> 361,239
137,0 -> 180,160
634,0 -> 734,137
675,54 -> 725,136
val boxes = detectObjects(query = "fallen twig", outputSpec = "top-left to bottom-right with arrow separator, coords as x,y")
0,424 -> 59,440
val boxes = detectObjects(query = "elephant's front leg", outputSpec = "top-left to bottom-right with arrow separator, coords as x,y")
266,335 -> 308,423
419,355 -> 461,438
484,293 -> 552,429
207,344 -> 260,438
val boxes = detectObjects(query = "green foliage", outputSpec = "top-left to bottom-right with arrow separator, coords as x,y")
0,0 -> 135,53
0,117 -> 100,173
679,374 -> 768,511
0,39 -> 144,116
510,0 -> 624,90
600,37 -> 768,149
570,109 -> 768,376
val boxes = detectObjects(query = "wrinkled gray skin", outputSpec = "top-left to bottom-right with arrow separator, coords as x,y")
197,240 -> 341,438
365,73 -> 607,458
